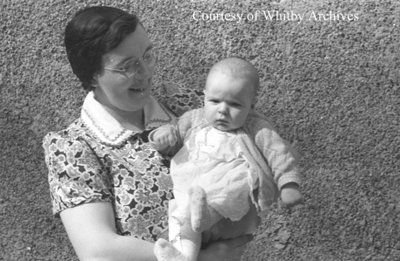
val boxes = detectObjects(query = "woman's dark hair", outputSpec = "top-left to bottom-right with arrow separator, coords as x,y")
64,6 -> 140,91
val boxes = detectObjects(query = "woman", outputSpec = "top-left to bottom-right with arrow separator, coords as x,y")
43,6 -> 251,261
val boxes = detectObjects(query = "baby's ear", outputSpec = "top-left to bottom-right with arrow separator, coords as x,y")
250,85 -> 259,110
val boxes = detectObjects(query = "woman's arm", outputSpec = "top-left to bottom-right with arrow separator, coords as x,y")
60,202 -> 157,261
61,202 -> 253,261
61,201 -> 251,261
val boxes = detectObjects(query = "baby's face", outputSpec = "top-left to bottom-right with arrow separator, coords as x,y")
204,72 -> 254,132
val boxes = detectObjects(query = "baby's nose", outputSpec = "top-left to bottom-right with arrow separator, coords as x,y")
218,104 -> 228,115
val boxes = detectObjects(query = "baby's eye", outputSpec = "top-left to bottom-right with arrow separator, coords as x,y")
229,102 -> 242,107
209,99 -> 220,104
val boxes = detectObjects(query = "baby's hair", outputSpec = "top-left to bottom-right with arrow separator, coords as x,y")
207,57 -> 260,97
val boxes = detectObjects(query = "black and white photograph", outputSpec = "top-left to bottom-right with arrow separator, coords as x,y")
1,0 -> 399,260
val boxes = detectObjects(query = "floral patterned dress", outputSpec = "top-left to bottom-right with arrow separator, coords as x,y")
43,92 -> 178,241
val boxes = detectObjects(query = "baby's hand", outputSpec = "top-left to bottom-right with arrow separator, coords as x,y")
280,183 -> 303,208
150,124 -> 178,151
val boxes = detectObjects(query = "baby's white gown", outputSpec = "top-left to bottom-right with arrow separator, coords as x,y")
171,126 -> 252,222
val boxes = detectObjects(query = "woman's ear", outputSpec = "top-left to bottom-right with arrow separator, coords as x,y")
91,74 -> 100,89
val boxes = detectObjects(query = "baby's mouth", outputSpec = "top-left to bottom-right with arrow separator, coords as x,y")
214,119 -> 229,127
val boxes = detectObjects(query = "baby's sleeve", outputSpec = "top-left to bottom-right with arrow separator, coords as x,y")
175,110 -> 196,140
251,118 -> 301,190
43,132 -> 112,217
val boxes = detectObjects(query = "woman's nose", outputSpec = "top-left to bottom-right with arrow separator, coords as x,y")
135,61 -> 153,80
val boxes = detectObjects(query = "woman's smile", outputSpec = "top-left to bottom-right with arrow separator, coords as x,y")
128,87 -> 146,93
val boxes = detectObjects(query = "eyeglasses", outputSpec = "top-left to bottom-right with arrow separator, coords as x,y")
104,49 -> 155,79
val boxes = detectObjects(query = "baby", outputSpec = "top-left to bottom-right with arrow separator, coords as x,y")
151,57 -> 303,261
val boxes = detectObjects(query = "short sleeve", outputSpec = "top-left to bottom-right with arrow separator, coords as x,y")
43,131 -> 112,216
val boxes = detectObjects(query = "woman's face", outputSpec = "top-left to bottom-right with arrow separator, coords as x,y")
93,26 -> 154,113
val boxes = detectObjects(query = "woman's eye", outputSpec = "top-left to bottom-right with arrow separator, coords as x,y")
121,61 -> 138,71
119,64 -> 130,71
144,52 -> 152,60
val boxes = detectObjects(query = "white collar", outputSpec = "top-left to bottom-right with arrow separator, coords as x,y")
81,91 -> 174,146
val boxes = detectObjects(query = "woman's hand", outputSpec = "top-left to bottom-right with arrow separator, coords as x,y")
198,234 -> 253,261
